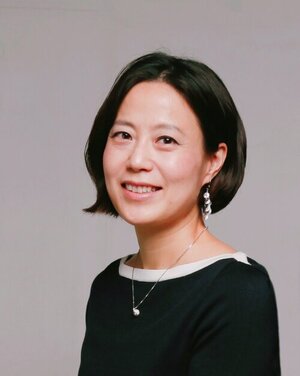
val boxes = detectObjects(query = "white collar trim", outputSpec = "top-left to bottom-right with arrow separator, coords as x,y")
119,251 -> 251,282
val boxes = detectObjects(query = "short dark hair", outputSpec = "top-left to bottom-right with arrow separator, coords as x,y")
83,52 -> 246,216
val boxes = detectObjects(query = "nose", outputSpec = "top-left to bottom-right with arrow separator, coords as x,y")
127,140 -> 153,172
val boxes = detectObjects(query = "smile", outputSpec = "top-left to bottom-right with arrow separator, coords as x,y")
122,182 -> 162,194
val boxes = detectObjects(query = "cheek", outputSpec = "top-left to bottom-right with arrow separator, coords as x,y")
102,147 -> 118,192
102,146 -> 110,178
163,152 -> 206,185
103,145 -> 120,179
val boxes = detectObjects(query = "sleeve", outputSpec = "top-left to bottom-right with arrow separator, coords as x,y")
188,261 -> 281,376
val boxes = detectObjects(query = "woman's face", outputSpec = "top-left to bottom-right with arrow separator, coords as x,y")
103,81 -> 212,228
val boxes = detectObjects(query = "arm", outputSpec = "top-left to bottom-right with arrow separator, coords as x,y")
188,261 -> 281,376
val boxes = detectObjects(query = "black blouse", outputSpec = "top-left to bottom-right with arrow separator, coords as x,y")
78,254 -> 281,375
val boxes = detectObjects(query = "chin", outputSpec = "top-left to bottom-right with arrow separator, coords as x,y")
119,214 -> 158,226
116,207 -> 163,227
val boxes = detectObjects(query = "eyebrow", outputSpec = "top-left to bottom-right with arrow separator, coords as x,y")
113,119 -> 184,135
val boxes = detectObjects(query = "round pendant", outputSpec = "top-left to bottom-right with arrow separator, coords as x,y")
133,308 -> 140,316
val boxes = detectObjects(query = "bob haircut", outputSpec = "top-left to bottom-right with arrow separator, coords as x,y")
84,52 -> 246,216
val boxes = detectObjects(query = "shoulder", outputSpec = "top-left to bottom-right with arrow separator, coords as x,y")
190,257 -> 281,374
209,256 -> 278,318
90,257 -> 123,291
217,255 -> 274,292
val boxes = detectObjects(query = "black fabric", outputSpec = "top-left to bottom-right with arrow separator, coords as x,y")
78,256 -> 280,375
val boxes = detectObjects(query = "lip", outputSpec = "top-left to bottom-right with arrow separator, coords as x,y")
122,181 -> 162,189
121,181 -> 162,201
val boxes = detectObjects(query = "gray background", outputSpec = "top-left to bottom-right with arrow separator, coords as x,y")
1,1 -> 299,375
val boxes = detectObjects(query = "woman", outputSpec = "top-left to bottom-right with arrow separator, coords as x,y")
78,52 -> 280,375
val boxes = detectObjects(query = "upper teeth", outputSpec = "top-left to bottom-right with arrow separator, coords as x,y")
125,184 -> 157,193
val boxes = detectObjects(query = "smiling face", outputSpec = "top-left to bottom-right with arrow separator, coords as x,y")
103,81 -> 213,229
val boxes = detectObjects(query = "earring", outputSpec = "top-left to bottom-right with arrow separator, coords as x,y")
202,184 -> 212,221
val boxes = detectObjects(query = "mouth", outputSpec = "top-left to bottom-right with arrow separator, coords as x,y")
121,182 -> 162,194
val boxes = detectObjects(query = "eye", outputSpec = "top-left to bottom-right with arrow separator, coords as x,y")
110,131 -> 132,140
157,136 -> 178,145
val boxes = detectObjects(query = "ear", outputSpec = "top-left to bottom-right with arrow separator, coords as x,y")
204,143 -> 227,184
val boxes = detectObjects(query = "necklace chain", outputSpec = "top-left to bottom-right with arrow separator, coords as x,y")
131,226 -> 208,317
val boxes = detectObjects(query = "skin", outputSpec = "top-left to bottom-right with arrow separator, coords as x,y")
103,81 -> 235,269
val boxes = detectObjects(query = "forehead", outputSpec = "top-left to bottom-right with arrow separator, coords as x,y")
119,81 -> 189,111
116,81 -> 201,131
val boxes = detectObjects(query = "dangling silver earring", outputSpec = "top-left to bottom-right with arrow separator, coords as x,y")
202,184 -> 212,221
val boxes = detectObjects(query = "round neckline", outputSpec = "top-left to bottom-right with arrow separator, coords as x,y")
119,251 -> 251,282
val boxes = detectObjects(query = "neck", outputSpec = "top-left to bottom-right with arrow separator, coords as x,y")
134,212 -> 207,269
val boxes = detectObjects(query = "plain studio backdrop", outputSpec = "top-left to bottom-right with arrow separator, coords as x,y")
0,1 -> 299,375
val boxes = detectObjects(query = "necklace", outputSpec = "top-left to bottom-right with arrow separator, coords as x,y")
131,226 -> 208,317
